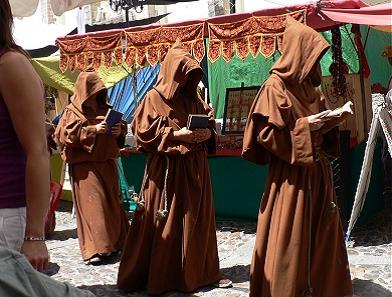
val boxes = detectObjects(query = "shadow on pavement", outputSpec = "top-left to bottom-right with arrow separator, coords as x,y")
216,220 -> 256,235
48,228 -> 78,241
43,262 -> 60,276
57,200 -> 73,213
350,208 -> 392,247
220,264 -> 250,284
352,278 -> 391,297
79,284 -> 199,297
78,284 -> 123,297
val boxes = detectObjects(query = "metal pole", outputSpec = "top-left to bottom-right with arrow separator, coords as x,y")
125,7 -> 130,22
132,66 -> 139,113
353,25 -> 368,137
229,0 -> 236,14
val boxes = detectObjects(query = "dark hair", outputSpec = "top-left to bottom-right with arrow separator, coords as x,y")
0,0 -> 27,55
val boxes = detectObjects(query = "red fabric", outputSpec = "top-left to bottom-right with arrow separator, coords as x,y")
354,33 -> 370,78
55,0 -> 369,70
215,148 -> 242,156
45,180 -> 62,235
207,10 -> 306,62
56,1 -> 368,40
322,3 -> 392,26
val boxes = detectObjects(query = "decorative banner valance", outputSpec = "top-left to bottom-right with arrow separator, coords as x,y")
207,10 -> 306,63
124,23 -> 205,67
55,10 -> 307,72
56,32 -> 124,73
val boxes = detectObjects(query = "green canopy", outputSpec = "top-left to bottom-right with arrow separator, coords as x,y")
208,25 -> 360,118
31,56 -> 132,94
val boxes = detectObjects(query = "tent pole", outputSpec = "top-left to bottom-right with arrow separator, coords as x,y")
132,66 -> 138,114
363,26 -> 370,50
353,24 -> 368,138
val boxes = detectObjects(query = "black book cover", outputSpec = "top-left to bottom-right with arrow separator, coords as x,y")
186,114 -> 209,131
104,108 -> 123,132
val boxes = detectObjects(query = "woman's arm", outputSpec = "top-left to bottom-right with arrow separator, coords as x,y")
0,51 -> 49,271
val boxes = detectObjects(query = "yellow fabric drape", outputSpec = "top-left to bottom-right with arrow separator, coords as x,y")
31,56 -> 131,94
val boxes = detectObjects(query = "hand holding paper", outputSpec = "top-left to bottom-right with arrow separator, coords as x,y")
320,101 -> 354,119
319,101 -> 354,133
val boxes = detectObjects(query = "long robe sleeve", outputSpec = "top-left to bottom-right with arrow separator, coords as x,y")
132,95 -> 215,155
131,99 -> 175,153
243,81 -> 316,165
255,116 -> 314,166
55,109 -> 97,152
54,107 -> 120,164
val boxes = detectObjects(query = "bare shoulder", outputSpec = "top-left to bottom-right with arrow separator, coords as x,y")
0,51 -> 40,87
0,50 -> 30,69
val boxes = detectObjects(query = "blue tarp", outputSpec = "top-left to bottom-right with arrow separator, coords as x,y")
108,64 -> 161,123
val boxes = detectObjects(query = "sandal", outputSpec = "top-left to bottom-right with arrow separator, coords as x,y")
84,255 -> 103,266
214,278 -> 233,288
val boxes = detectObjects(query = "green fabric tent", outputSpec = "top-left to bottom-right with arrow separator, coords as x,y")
208,25 -> 360,118
31,56 -> 132,94
361,27 -> 391,87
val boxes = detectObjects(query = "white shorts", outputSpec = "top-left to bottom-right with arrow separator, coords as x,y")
0,207 -> 26,251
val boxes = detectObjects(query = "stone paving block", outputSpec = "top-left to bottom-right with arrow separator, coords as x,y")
46,201 -> 391,297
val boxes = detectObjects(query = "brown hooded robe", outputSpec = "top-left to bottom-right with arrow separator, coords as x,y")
117,43 -> 221,295
54,72 -> 129,261
242,19 -> 353,297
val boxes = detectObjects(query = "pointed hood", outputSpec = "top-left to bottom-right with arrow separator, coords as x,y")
71,71 -> 109,113
271,17 -> 330,84
153,41 -> 203,101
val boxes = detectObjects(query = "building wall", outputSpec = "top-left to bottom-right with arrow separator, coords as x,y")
40,0 -> 55,24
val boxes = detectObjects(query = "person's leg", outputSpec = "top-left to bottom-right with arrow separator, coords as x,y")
0,207 -> 26,251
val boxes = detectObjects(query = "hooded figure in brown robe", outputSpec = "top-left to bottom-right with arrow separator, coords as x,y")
54,71 -> 129,263
242,19 -> 353,297
117,42 -> 222,294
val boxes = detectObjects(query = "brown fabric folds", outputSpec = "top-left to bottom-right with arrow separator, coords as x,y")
54,71 -> 129,261
117,42 -> 220,295
54,72 -> 123,164
242,19 -> 353,297
270,17 -> 329,85
242,15 -> 331,165
71,160 -> 129,261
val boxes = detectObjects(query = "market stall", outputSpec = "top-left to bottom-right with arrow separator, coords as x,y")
53,0 -> 387,222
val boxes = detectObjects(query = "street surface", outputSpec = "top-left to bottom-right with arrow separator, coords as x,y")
47,201 -> 391,297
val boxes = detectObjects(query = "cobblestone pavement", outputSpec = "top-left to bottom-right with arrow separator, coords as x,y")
47,201 -> 391,297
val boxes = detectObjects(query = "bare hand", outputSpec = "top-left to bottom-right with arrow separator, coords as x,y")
173,127 -> 195,143
95,121 -> 107,134
307,110 -> 331,131
21,241 -> 49,272
111,123 -> 122,137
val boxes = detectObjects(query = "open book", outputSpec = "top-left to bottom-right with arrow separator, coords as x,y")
319,101 -> 354,133
321,101 -> 354,119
